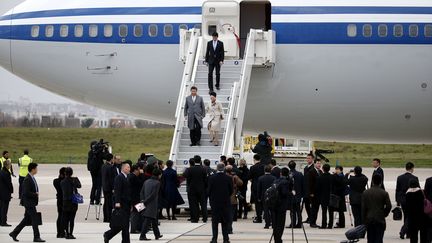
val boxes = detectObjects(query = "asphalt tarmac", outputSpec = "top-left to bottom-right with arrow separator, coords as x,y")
0,164 -> 431,243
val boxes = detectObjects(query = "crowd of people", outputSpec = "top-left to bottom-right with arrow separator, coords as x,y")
0,146 -> 432,243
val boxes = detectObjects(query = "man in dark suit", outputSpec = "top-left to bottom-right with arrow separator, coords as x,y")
371,158 -> 385,190
424,176 -> 432,243
10,162 -> 45,242
316,163 -> 332,229
272,168 -> 292,243
0,159 -> 13,227
362,174 -> 392,243
345,166 -> 368,227
140,168 -> 163,241
208,163 -> 233,243
205,32 -> 224,92
183,156 -> 208,223
302,154 -> 315,225
104,162 -> 131,243
257,165 -> 276,228
249,154 -> 265,223
287,160 -> 304,228
184,86 -> 206,146
395,162 -> 419,239
129,165 -> 144,233
101,154 -> 114,222
270,159 -> 281,179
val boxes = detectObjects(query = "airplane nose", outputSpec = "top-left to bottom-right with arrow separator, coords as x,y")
0,11 -> 12,72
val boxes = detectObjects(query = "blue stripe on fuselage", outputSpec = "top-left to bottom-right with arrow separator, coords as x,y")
3,6 -> 432,21
3,23 -> 432,45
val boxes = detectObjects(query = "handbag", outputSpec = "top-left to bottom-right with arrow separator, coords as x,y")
392,206 -> 402,221
72,193 -> 84,204
423,190 -> 432,218
25,212 -> 42,226
110,209 -> 128,230
329,194 -> 340,209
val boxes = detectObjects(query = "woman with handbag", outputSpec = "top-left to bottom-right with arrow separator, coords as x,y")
206,91 -> 224,146
60,167 -> 82,239
405,179 -> 428,243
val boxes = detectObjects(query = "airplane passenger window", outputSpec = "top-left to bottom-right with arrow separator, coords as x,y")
60,25 -> 68,37
179,24 -> 188,31
134,24 -> 143,37
104,25 -> 113,37
393,24 -> 403,37
148,24 -> 158,37
425,25 -> 432,37
409,24 -> 418,37
164,24 -> 173,37
45,25 -> 54,38
194,24 -> 202,31
119,24 -> 128,38
378,24 -> 387,37
347,24 -> 357,37
362,24 -> 372,37
89,25 -> 98,38
74,25 -> 83,37
31,26 -> 40,38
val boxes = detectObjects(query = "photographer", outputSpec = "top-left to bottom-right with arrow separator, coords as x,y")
253,133 -> 273,165
345,166 -> 368,227
88,140 -> 109,205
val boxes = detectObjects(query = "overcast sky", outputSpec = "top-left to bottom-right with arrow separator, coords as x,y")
0,0 -> 75,103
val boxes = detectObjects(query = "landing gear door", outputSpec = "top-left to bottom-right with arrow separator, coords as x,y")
202,0 -> 240,59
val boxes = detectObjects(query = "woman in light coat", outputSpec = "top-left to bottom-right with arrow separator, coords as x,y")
206,91 -> 224,146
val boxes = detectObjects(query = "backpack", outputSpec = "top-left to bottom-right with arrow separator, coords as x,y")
264,182 -> 281,209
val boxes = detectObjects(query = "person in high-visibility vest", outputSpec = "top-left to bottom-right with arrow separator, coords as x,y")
18,149 -> 32,199
0,151 -> 14,176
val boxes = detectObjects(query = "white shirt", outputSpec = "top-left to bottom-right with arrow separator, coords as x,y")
192,96 -> 196,103
213,40 -> 217,50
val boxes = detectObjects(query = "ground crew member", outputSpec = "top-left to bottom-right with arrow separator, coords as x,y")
0,151 -> 15,176
18,149 -> 32,199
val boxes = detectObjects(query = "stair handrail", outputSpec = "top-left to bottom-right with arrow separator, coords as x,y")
221,82 -> 240,156
170,29 -> 201,162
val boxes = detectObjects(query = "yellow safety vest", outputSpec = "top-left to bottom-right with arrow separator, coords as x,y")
0,157 -> 13,174
19,155 -> 32,177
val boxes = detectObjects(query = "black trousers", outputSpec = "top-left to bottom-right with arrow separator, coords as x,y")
189,119 -> 202,145
141,217 -> 160,238
272,210 -> 287,243
103,191 -> 113,222
212,206 -> 230,242
320,205 -> 330,228
408,223 -> 428,243
256,200 -> 263,220
367,223 -> 385,243
290,201 -> 302,226
351,204 -> 362,227
104,210 -> 130,243
329,208 -> 345,228
263,204 -> 272,227
188,189 -> 207,221
90,171 -> 102,203
238,189 -> 248,217
62,205 -> 77,235
56,200 -> 64,235
310,197 -> 320,225
130,208 -> 143,232
18,176 -> 25,199
208,62 -> 221,91
0,199 -> 10,224
303,197 -> 312,221
11,206 -> 40,239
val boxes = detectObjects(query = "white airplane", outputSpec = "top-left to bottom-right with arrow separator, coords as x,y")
0,0 -> 431,144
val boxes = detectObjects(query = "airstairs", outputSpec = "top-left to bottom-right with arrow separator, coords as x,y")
170,28 -> 275,173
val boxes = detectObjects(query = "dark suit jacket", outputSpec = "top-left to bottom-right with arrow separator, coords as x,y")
113,173 -> 131,210
249,162 -> 265,202
362,185 -> 392,227
396,172 -> 418,206
271,167 -> 281,179
290,169 -> 304,202
0,169 -> 13,201
257,173 -> 276,201
101,162 -> 114,192
183,165 -> 207,193
205,40 -> 224,64
372,167 -> 385,190
207,172 -> 233,208
316,172 -> 332,206
140,176 -> 160,219
346,174 -> 368,205
21,174 -> 39,207
53,177 -> 63,205
128,173 -> 144,205
425,177 -> 432,201
304,165 -> 319,198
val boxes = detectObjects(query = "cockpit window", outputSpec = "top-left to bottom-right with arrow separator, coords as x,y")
74,25 -> 83,38
31,26 -> 40,38
45,25 -> 54,38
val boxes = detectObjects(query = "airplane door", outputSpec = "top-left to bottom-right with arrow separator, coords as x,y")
240,0 -> 271,57
202,1 -> 240,58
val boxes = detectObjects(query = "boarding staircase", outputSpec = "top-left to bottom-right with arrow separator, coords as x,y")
170,28 -> 275,207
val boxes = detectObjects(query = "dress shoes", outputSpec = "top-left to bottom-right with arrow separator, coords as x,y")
264,225 -> 270,229
57,233 -> 66,238
156,235 -> 163,240
33,238 -> 46,242
9,233 -> 19,242
253,218 -> 262,223
1,223 -> 12,227
309,223 -> 319,228
334,225 -> 345,229
318,226 -> 327,229
65,234 -> 76,239
139,235 -> 151,241
223,240 -> 230,243
216,86 -> 220,91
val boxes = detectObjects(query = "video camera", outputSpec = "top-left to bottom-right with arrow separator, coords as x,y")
91,139 -> 110,160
